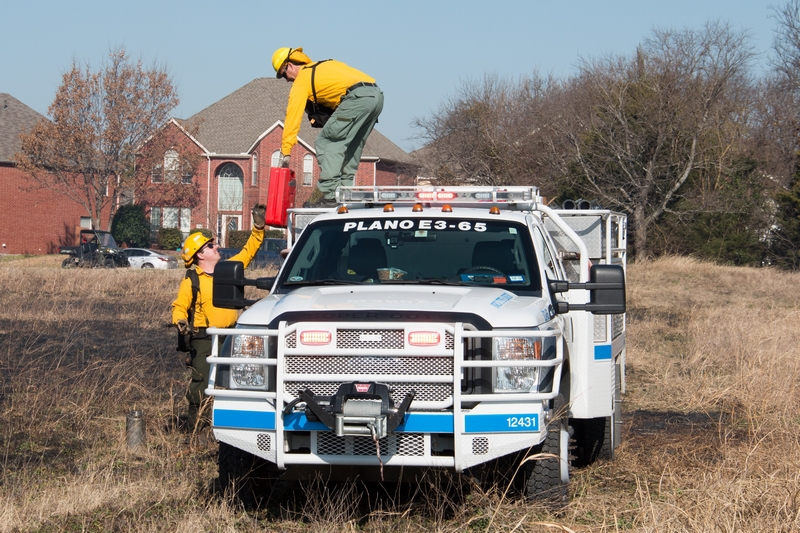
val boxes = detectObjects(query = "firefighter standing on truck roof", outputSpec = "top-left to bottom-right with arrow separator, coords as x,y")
272,47 -> 383,208
172,203 -> 266,433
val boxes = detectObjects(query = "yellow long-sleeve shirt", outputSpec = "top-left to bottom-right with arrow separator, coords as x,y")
171,229 -> 264,329
281,60 -> 375,156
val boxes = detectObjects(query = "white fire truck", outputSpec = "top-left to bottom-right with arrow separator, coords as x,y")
208,185 -> 627,505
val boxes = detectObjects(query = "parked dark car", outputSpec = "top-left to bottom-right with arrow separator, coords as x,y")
59,230 -> 130,268
218,238 -> 287,270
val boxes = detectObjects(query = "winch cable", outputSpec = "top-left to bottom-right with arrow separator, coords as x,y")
368,422 -> 384,481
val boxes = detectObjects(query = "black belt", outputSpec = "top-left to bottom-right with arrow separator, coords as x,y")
346,81 -> 378,93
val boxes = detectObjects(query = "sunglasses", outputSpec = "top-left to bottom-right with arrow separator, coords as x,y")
200,242 -> 216,252
279,48 -> 294,79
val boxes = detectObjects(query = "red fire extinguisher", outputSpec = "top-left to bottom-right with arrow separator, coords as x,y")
264,168 -> 296,228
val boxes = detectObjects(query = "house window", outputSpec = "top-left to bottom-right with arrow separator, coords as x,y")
218,163 -> 244,211
252,153 -> 258,186
271,150 -> 281,167
164,150 -> 180,183
150,206 -> 191,240
303,154 -> 313,186
150,207 -> 161,239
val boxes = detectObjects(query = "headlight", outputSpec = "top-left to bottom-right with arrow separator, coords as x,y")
494,338 -> 541,392
230,335 -> 267,389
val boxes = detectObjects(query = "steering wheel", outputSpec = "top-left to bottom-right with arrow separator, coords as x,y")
464,266 -> 505,276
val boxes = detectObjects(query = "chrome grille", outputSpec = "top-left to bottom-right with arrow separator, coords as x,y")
284,381 -> 451,404
284,330 -> 454,350
285,355 -> 452,375
337,329 -> 404,349
317,432 -> 425,456
283,328 -> 456,405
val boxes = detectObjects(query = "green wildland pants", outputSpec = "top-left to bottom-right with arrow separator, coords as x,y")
315,85 -> 384,199
186,336 -> 220,431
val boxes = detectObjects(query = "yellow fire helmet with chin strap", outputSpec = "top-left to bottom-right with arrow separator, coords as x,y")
271,47 -> 312,77
181,232 -> 214,268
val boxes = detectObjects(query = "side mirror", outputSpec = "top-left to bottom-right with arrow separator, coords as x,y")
548,264 -> 626,315
586,264 -> 626,314
213,261 -> 247,309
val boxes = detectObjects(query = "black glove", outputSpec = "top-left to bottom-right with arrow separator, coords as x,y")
176,319 -> 190,336
252,203 -> 266,230
280,154 -> 290,168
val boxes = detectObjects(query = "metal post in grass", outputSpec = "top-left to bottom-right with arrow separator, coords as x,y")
126,410 -> 146,449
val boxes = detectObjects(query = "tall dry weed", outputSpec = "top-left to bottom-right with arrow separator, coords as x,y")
0,255 -> 799,531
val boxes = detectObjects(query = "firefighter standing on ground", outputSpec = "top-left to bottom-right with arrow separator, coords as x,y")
172,204 -> 266,431
272,47 -> 384,208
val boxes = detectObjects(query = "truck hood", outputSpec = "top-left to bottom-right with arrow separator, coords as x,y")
237,285 -> 554,328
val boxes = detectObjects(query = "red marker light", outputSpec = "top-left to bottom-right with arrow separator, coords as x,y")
299,330 -> 332,345
408,331 -> 441,346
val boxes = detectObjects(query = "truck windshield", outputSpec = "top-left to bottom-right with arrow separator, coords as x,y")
280,217 -> 541,291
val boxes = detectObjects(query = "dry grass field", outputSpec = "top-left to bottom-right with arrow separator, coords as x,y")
0,255 -> 798,532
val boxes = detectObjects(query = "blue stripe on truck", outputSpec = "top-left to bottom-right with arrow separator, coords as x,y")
594,344 -> 612,360
214,409 -> 276,430
214,410 -> 542,434
464,413 -> 539,433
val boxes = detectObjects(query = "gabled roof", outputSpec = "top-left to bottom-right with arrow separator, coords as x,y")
178,78 -> 411,164
0,93 -> 47,163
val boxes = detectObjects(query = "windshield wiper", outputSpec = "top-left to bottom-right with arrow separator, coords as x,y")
283,279 -> 366,286
383,279 -> 473,286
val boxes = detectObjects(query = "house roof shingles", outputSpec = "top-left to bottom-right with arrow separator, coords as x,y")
0,93 -> 47,163
180,78 -> 411,164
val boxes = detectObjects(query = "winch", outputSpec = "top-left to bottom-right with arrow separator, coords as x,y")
290,382 -> 415,438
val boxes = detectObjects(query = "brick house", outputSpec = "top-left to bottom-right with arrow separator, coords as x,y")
143,78 -> 416,246
0,93 -> 98,255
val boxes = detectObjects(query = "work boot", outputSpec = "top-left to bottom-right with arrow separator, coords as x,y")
303,188 -> 338,208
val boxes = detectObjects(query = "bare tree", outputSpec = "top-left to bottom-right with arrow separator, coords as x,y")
412,73 -> 568,197
772,0 -> 800,90
15,48 -> 178,230
559,22 -> 757,258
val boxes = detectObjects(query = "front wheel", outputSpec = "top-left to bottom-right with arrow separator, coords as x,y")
526,418 -> 570,506
218,442 -> 278,510
62,257 -> 76,269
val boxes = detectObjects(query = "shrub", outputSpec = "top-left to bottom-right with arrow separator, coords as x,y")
157,228 -> 184,251
265,229 -> 286,239
227,230 -> 250,248
111,205 -> 150,248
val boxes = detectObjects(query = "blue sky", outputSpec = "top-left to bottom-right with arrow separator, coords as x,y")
2,0 -> 783,152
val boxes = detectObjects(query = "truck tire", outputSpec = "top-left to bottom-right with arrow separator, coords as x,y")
62,258 -> 75,269
218,442 -> 278,510
526,420 -> 569,506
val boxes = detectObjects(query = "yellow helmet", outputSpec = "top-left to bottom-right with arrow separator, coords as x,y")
181,232 -> 213,268
272,47 -> 311,77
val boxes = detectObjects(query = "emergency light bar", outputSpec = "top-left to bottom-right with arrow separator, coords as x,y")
337,186 -> 542,206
